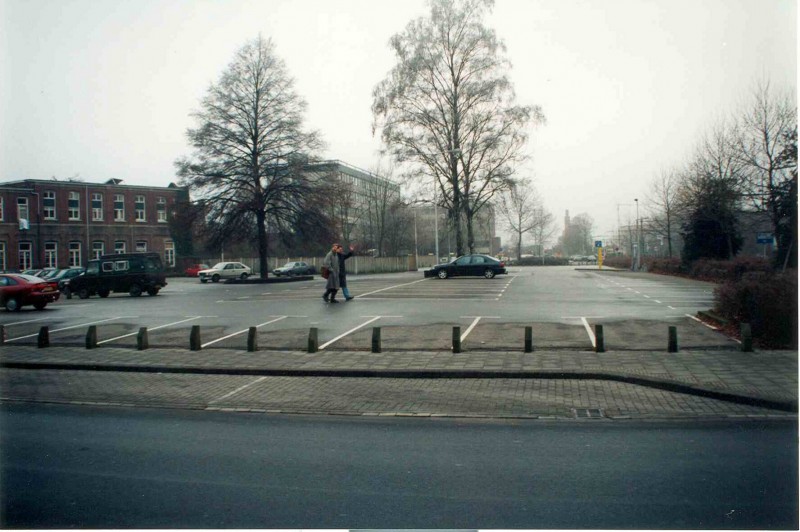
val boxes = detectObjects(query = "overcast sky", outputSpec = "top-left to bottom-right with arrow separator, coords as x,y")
1,0 -> 796,243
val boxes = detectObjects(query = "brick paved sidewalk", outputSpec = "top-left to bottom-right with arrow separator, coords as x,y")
1,345 -> 796,411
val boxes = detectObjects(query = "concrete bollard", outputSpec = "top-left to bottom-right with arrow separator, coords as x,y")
38,326 -> 50,348
372,327 -> 382,353
594,324 -> 605,353
741,323 -> 753,352
668,326 -> 678,353
452,326 -> 462,353
247,326 -> 258,352
190,325 -> 201,351
137,327 -> 149,350
524,326 -> 533,353
308,327 -> 318,353
86,325 -> 97,349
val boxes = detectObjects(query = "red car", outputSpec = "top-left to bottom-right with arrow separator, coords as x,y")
0,273 -> 61,311
184,263 -> 210,277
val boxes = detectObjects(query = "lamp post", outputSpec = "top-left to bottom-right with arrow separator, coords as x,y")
634,198 -> 640,271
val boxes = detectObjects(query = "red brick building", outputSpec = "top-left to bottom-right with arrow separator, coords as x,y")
0,179 -> 187,271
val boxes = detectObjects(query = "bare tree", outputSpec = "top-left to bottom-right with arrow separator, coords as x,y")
372,0 -> 542,256
734,79 -> 797,265
498,179 -> 543,260
360,160 -> 402,256
645,168 -> 682,258
175,35 -> 324,278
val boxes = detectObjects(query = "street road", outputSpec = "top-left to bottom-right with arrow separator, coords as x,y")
1,402 -> 796,529
0,266 -> 735,351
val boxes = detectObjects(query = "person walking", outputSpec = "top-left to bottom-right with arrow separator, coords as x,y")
322,243 -> 341,303
337,243 -> 355,301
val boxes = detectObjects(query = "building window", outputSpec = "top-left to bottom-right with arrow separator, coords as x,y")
43,191 -> 56,220
0,242 -> 6,271
92,193 -> 103,221
135,195 -> 146,222
164,240 -> 175,267
114,240 -> 126,254
68,242 -> 81,267
157,197 -> 167,222
92,241 -> 105,259
114,194 -> 125,221
0,197 -> 4,221
17,197 -> 29,222
135,241 -> 147,252
44,242 -> 58,268
68,191 -> 80,220
18,242 -> 32,270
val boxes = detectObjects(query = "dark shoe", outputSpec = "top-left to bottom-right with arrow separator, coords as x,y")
330,299 -> 340,303
345,297 -> 354,301
322,294 -> 329,302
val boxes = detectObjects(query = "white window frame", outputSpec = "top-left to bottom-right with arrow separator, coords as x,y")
17,197 -> 29,222
135,241 -> 147,252
92,193 -> 103,221
68,241 -> 82,267
18,242 -> 32,270
43,191 -> 56,220
157,196 -> 167,222
44,242 -> 58,268
0,241 -> 6,271
68,191 -> 80,220
135,195 -> 146,222
114,240 -> 126,254
114,194 -> 125,221
164,240 -> 175,267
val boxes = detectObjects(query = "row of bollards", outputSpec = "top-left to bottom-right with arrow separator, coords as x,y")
1,323 -> 757,353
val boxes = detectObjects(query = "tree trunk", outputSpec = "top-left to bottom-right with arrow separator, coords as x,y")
257,210 -> 269,279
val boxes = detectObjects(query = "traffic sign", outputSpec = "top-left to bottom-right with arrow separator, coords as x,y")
594,240 -> 602,248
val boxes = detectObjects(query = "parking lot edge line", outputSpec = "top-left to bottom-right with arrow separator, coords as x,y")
98,316 -> 205,345
201,316 -> 287,348
209,376 -> 267,404
581,317 -> 596,348
319,316 -> 381,350
6,317 -> 125,342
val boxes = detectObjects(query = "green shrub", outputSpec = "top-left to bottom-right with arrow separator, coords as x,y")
510,256 -> 569,266
691,257 -> 772,282
714,271 -> 798,348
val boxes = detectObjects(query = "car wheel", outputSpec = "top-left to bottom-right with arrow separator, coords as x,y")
240,273 -> 248,280
78,288 -> 90,299
129,284 -> 143,297
437,269 -> 448,279
34,301 -> 47,310
484,269 -> 496,279
200,278 -> 208,284
147,287 -> 159,296
5,297 -> 20,312
98,289 -> 110,298
212,274 -> 220,283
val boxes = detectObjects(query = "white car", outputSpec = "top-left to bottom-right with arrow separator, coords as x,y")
198,262 -> 251,283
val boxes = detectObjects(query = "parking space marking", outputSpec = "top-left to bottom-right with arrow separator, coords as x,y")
460,317 -> 482,342
6,316 -> 133,342
201,316 -> 288,348
581,317 -> 596,348
686,313 -> 718,330
0,317 -> 48,327
319,316 -> 382,350
358,278 -> 429,298
97,316 -> 204,345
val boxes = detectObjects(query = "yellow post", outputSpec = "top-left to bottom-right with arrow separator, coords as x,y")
598,247 -> 603,270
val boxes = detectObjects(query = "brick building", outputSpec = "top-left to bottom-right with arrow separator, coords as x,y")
0,179 -> 187,271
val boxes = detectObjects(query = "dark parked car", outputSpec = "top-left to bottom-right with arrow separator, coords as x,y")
64,252 -> 167,298
0,273 -> 61,311
273,261 -> 316,276
424,254 -> 507,279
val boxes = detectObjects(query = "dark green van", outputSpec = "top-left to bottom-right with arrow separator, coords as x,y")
65,252 -> 167,299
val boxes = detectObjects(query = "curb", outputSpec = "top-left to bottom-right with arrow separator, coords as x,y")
3,361 -> 796,413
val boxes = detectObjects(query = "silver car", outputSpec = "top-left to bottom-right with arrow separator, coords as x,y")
198,262 -> 251,283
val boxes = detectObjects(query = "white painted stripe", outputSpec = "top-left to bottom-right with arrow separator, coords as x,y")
201,316 -> 288,348
209,377 -> 267,404
686,313 -> 718,330
98,316 -> 203,345
319,316 -> 381,350
357,278 -> 429,298
460,317 -> 482,342
7,317 -> 128,342
1,317 -> 48,327
581,317 -> 596,348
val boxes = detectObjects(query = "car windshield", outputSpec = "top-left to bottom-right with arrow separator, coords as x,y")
210,263 -> 226,270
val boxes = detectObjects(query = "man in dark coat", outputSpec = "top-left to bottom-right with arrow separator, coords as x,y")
337,244 -> 355,301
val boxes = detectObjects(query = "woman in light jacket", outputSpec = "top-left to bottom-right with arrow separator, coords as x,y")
322,243 -> 341,303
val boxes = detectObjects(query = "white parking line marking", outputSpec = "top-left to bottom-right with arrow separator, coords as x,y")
201,316 -> 288,348
6,317 -> 130,342
209,377 -> 267,404
460,317 -> 482,342
358,278 -> 428,298
581,317 -> 596,348
319,316 -> 382,350
686,313 -> 718,330
98,316 -> 203,345
0,317 -> 48,327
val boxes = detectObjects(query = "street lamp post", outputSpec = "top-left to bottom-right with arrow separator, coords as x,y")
634,198 -> 640,271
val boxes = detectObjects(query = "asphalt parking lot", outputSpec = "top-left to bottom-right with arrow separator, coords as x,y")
0,266 -> 738,353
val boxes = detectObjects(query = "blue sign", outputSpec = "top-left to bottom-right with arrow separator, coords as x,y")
756,232 -> 774,244
594,240 -> 603,248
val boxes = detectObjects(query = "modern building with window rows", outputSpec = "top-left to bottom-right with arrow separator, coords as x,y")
0,179 -> 186,271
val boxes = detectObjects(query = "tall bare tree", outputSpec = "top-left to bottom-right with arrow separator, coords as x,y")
175,35 -> 324,278
372,0 -> 542,256
498,179 -> 545,260
360,160 -> 402,257
645,168 -> 682,258
734,79 -> 797,265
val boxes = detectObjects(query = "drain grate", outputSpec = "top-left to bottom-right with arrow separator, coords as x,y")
572,408 -> 605,419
